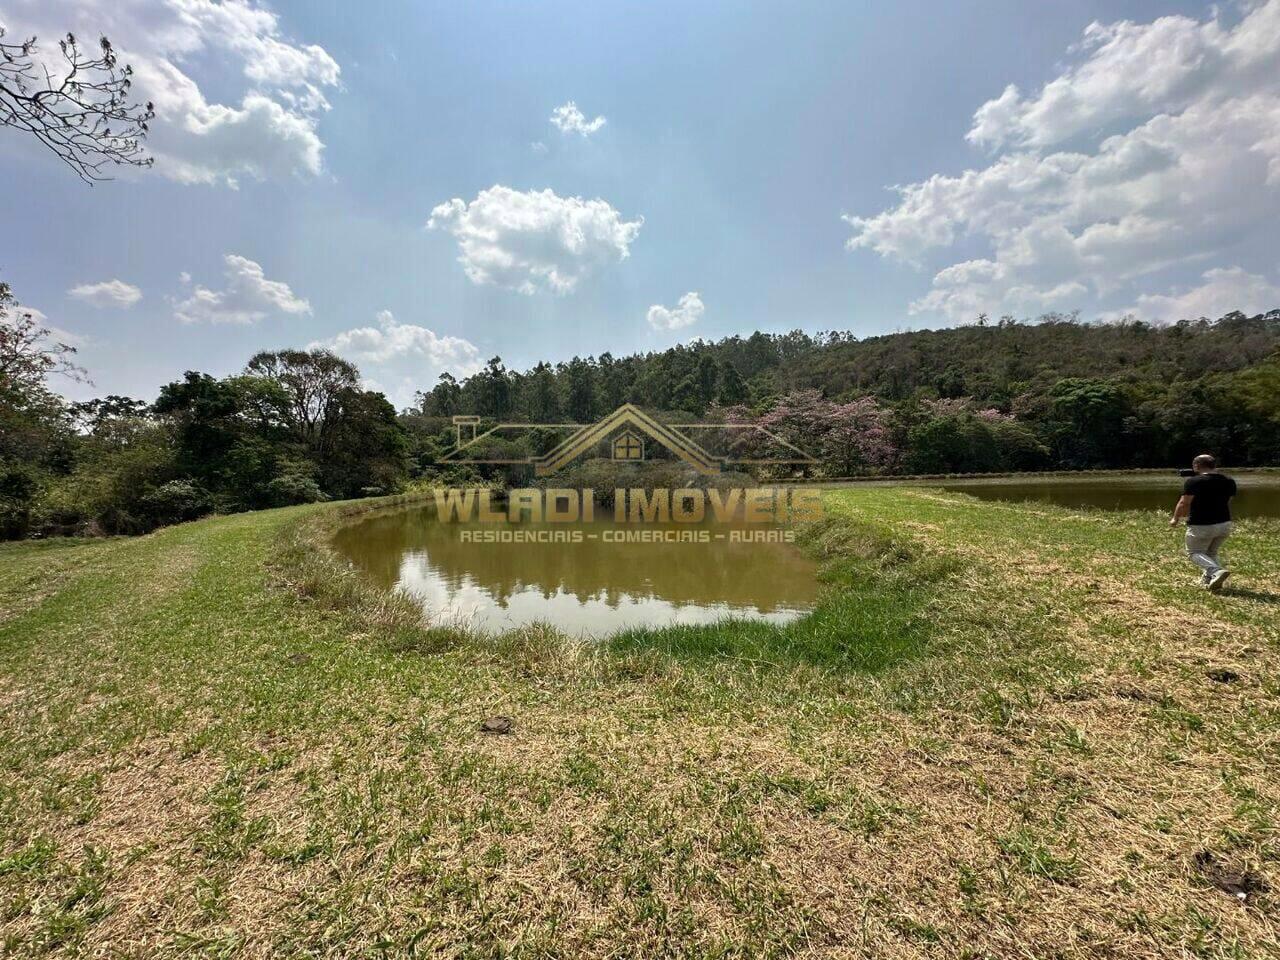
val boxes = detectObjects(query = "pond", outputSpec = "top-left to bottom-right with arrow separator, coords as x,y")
934,471 -> 1280,518
331,505 -> 821,636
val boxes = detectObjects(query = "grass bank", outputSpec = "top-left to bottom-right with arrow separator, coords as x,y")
1,489 -> 1278,957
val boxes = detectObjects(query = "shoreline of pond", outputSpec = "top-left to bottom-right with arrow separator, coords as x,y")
786,466 -> 1280,486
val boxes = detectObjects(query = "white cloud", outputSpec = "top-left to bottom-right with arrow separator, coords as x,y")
647,291 -> 704,331
1111,267 -> 1280,324
427,186 -> 643,295
173,254 -> 310,324
67,279 -> 143,308
310,310 -> 484,409
845,0 -> 1280,322
3,0 -> 340,186
550,101 -> 606,137
967,3 -> 1280,149
316,309 -> 483,368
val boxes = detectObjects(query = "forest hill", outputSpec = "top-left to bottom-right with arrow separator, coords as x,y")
431,487 -> 825,524
8,293 -> 1280,541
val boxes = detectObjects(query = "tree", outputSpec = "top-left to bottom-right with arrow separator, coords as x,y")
523,362 -> 561,421
562,357 -> 596,422
717,363 -> 749,405
695,354 -> 719,408
70,395 -> 148,434
320,389 -> 409,497
245,349 -> 359,455
65,395 -> 154,477
1,282 -> 87,535
474,357 -> 512,418
0,29 -> 154,182
1228,355 -> 1280,429
154,365 -> 408,509
37,421 -> 180,535
669,375 -> 702,414
1,282 -> 81,481
417,372 -> 461,417
1045,378 -> 1134,468
0,282 -> 85,399
241,350 -> 410,496
907,412 -> 1003,474
596,352 -> 631,410
153,372 -> 284,508
736,390 -> 898,476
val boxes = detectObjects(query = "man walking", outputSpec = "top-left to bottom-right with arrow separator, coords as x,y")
1170,454 -> 1237,592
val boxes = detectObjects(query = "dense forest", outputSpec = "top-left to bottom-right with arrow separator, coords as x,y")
414,309 -> 1280,477
3,273 -> 1279,539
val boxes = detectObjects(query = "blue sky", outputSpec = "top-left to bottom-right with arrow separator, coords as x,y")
3,0 -> 1279,407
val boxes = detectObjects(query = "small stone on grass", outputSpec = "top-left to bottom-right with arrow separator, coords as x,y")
480,716 -> 514,735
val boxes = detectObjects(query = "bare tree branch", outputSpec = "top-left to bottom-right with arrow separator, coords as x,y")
0,28 -> 154,184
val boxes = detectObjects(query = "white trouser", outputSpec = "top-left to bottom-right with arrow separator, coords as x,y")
1186,521 -> 1232,578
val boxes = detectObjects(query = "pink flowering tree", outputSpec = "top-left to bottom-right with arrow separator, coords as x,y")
724,389 -> 899,476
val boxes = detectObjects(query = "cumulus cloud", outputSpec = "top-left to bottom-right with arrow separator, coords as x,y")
550,101 -> 606,137
2,0 -> 340,186
67,279 -> 143,308
173,254 -> 310,324
315,309 -> 483,369
647,292 -> 704,331
967,3 -> 1280,149
1112,267 -> 1280,324
845,0 -> 1280,322
427,186 -> 643,295
311,310 -> 484,409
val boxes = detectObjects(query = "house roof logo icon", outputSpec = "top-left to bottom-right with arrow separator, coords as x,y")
442,404 -> 818,476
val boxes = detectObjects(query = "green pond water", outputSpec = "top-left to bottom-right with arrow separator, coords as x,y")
935,471 -> 1280,517
331,506 -> 821,636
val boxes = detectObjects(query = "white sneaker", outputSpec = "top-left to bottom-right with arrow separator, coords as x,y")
1208,569 -> 1231,593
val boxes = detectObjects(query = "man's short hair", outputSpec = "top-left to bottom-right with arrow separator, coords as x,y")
1193,454 -> 1217,470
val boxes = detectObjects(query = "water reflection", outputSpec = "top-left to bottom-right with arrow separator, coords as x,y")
936,472 -> 1280,517
331,506 -> 821,636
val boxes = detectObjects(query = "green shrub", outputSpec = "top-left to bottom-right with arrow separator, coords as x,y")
265,465 -> 328,507
0,463 -> 41,539
34,427 -> 177,535
139,480 -> 214,526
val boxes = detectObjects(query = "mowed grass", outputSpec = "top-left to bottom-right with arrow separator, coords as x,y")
0,488 -> 1278,958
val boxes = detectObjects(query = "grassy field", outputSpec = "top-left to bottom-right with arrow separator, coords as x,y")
1,488 -> 1278,958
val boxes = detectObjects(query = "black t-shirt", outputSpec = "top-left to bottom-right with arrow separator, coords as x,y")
1183,472 -> 1236,525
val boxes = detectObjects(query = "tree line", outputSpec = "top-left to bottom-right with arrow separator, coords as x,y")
413,310 -> 1280,476
2,283 -> 404,537
3,276 -> 1279,539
